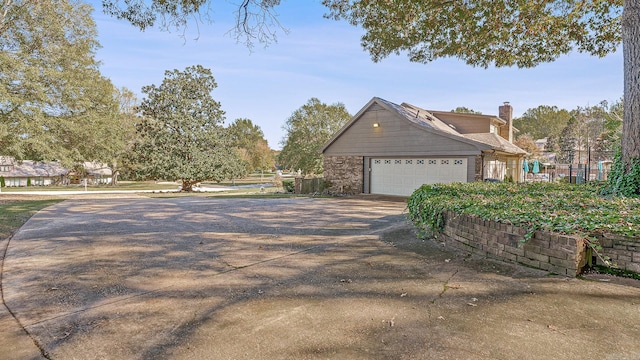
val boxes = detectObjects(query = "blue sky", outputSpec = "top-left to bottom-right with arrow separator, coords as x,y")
89,0 -> 623,149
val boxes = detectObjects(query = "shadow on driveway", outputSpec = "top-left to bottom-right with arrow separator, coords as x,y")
2,197 -> 640,359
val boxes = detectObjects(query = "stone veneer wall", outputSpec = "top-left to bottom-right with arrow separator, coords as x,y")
323,155 -> 364,194
474,155 -> 483,181
436,211 -> 589,276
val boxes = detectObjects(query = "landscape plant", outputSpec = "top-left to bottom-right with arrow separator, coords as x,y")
131,65 -> 243,191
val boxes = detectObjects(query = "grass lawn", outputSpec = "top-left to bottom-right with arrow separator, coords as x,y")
0,199 -> 64,241
0,181 -> 180,192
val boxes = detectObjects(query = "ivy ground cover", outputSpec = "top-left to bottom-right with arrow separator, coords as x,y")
407,182 -> 640,240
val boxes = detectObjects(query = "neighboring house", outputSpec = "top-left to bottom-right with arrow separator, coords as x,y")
83,162 -> 113,185
533,137 -> 558,165
321,97 -> 528,196
0,156 -> 69,187
0,157 -> 114,187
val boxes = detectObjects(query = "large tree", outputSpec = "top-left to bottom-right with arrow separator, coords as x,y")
278,98 -> 351,175
513,105 -> 573,141
228,118 -> 275,175
105,87 -> 138,185
0,0 -> 123,166
132,65 -> 242,191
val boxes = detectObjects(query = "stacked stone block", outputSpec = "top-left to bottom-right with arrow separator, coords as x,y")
437,212 -> 589,276
594,234 -> 640,273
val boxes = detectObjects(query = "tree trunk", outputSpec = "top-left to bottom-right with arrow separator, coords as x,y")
181,179 -> 197,191
623,0 -> 640,166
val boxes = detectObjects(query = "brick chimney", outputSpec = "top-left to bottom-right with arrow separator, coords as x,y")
498,102 -> 513,143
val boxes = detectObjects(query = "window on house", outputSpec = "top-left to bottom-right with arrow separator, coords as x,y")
384,160 -> 391,164
428,160 -> 436,165
441,160 -> 450,165
417,160 -> 424,165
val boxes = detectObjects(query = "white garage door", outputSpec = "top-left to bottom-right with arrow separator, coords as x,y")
370,158 -> 468,196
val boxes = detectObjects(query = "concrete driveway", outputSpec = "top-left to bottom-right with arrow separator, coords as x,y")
1,197 -> 640,360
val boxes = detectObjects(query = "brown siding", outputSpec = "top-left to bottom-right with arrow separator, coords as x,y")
324,108 -> 481,156
430,113 -> 491,134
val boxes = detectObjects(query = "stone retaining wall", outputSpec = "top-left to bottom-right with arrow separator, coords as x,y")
436,211 -> 589,276
593,234 -> 640,273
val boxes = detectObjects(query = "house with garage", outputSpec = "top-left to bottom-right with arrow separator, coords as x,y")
321,97 -> 527,196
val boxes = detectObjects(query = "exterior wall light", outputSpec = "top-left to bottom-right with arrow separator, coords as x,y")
373,122 -> 380,128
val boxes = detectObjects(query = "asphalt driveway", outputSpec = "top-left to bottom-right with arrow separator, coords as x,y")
1,197 -> 640,359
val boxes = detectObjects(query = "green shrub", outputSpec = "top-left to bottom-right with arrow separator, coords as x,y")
282,179 -> 295,193
27,177 -> 31,186
0,176 -> 4,187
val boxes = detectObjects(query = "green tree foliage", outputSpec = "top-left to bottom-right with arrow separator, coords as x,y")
228,118 -> 275,174
513,105 -> 572,141
0,0 -> 123,166
323,0 -> 621,67
451,107 -> 482,114
278,98 -> 351,175
107,87 -> 139,185
229,118 -> 265,149
546,135 -> 560,154
592,99 -> 623,160
132,65 -> 242,191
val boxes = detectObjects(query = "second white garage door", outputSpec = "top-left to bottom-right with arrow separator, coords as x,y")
370,158 -> 468,196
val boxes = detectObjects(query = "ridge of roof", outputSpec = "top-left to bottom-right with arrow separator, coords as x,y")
429,110 -> 507,125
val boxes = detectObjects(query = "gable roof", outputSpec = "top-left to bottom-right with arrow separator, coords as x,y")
322,97 -> 494,153
321,97 -> 526,155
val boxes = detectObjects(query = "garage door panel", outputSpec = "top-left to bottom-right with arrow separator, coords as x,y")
371,158 -> 467,196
